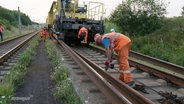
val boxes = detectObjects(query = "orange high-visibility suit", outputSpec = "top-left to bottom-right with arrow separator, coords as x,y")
0,25 -> 4,41
0,26 -> 3,33
41,28 -> 47,40
78,27 -> 88,43
102,32 -> 132,83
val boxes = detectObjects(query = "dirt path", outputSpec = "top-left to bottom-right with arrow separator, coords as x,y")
13,41 -> 57,104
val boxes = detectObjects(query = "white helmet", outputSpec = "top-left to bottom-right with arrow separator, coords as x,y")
110,28 -> 115,32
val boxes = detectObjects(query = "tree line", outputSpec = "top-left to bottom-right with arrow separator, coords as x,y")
0,6 -> 32,30
107,0 -> 184,66
109,0 -> 184,36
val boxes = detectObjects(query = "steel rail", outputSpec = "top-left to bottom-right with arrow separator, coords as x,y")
0,31 -> 36,46
88,45 -> 184,87
0,31 -> 39,64
52,37 -> 133,104
76,51 -> 153,104
129,60 -> 184,87
130,51 -> 184,74
53,37 -> 153,103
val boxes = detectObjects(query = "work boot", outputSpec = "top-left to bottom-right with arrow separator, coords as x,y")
127,81 -> 135,86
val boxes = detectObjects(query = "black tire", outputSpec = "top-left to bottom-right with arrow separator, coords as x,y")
86,40 -> 90,46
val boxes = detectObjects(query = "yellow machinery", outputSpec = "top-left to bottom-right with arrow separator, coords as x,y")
46,0 -> 105,45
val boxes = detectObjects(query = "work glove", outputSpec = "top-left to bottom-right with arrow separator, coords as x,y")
104,60 -> 110,71
104,60 -> 110,66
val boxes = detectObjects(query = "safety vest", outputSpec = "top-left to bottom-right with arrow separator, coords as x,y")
0,26 -> 3,33
102,32 -> 122,49
102,32 -> 131,51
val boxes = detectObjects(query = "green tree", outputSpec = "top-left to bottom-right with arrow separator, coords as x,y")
109,0 -> 167,36
21,13 -> 32,26
0,6 -> 32,26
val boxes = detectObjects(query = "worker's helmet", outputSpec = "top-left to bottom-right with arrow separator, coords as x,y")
110,28 -> 115,32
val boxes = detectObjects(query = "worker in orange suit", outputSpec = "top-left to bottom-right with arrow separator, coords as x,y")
94,29 -> 134,86
0,24 -> 4,41
41,27 -> 47,41
78,26 -> 88,44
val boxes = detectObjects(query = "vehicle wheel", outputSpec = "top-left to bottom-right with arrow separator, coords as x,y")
86,40 -> 90,46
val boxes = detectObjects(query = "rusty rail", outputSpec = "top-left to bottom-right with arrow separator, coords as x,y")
53,37 -> 153,104
130,51 -> 184,74
129,60 -> 184,87
0,31 -> 36,46
88,45 -> 184,87
76,51 -> 153,104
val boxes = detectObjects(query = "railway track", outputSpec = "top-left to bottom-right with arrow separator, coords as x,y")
79,45 -> 184,104
0,31 -> 39,81
52,36 -> 184,104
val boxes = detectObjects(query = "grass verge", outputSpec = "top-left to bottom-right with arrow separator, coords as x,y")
1,26 -> 35,42
45,39 -> 82,104
0,35 -> 39,104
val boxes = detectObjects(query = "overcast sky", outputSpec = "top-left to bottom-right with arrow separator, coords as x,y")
1,0 -> 184,23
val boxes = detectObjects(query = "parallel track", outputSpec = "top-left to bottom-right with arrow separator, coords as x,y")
0,31 -> 39,81
0,31 -> 38,63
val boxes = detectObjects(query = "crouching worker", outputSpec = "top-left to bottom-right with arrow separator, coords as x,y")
40,27 -> 47,41
78,27 -> 88,44
94,31 -> 134,86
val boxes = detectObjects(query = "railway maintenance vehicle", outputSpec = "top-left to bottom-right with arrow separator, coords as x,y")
46,0 -> 105,45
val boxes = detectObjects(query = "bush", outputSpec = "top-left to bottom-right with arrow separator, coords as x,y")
131,17 -> 184,66
104,21 -> 121,33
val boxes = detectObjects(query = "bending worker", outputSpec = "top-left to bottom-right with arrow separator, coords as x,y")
78,26 -> 88,44
94,29 -> 134,86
